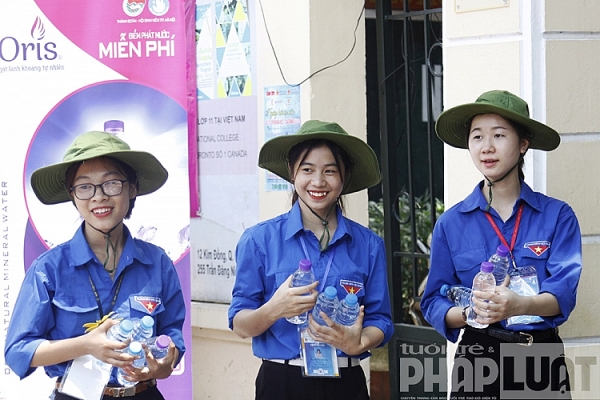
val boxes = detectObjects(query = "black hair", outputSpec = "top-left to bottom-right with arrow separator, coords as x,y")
65,157 -> 139,219
287,139 -> 352,211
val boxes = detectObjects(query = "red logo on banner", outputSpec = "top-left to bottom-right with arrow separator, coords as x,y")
134,296 -> 161,314
524,241 -> 550,256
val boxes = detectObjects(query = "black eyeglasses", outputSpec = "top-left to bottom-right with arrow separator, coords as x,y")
70,179 -> 128,200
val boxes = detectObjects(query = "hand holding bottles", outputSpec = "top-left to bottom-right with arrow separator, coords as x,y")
287,259 -> 316,324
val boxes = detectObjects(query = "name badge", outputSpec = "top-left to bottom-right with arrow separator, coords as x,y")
299,328 -> 340,378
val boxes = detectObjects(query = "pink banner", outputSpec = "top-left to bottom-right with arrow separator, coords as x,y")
0,0 -> 194,398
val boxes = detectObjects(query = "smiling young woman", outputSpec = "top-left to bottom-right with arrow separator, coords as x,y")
228,120 -> 394,400
4,131 -> 186,400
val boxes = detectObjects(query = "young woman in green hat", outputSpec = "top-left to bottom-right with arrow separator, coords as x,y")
421,90 -> 582,399
228,120 -> 394,399
4,131 -> 186,399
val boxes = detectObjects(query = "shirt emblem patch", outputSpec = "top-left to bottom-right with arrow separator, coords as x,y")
340,279 -> 363,295
524,241 -> 550,257
134,296 -> 161,314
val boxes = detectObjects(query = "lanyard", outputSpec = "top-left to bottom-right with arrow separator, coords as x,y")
300,235 -> 335,293
484,202 -> 524,270
87,266 -> 125,319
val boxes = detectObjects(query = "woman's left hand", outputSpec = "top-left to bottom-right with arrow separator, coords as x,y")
472,285 -> 521,324
306,306 -> 366,356
119,342 -> 179,382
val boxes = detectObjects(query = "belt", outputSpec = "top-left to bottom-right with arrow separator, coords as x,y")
55,379 -> 157,398
264,357 -> 361,368
466,325 -> 557,346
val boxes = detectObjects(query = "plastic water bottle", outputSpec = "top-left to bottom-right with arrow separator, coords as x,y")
440,284 -> 472,308
286,259 -> 316,324
335,293 -> 360,326
117,341 -> 147,387
106,319 -> 134,345
312,286 -> 339,326
489,245 -> 510,285
104,119 -> 124,137
467,261 -> 496,329
95,319 -> 134,370
148,335 -> 171,360
131,316 -> 154,344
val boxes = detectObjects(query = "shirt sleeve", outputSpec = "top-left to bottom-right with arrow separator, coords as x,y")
420,218 -> 462,343
361,234 -> 395,347
537,204 -> 582,326
4,261 -> 54,379
228,228 -> 265,330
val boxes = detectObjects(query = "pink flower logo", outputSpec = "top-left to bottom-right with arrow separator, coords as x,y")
31,17 -> 46,40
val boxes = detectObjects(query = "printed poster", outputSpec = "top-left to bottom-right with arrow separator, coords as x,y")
264,85 -> 301,191
0,1 -> 194,398
190,0 -> 259,303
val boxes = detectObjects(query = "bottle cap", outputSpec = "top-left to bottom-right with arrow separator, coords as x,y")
324,286 -> 337,299
120,319 -> 134,333
104,119 -> 124,133
141,315 -> 155,329
345,293 -> 358,305
129,341 -> 143,355
481,261 -> 494,273
156,335 -> 171,349
440,284 -> 450,296
298,259 -> 312,271
496,245 -> 510,257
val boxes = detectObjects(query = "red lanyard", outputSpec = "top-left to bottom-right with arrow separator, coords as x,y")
484,202 -> 524,267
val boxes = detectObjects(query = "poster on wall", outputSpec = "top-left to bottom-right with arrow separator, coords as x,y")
190,0 -> 259,303
0,1 -> 194,398
264,85 -> 301,191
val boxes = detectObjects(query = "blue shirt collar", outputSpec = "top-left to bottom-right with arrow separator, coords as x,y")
69,223 -> 152,268
459,180 -> 542,216
284,201 -> 352,246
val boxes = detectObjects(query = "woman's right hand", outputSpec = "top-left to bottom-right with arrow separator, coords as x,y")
87,319 -> 132,367
270,274 -> 319,320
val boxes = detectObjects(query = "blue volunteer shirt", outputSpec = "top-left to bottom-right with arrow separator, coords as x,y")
228,202 -> 394,360
421,181 -> 582,343
4,224 -> 186,381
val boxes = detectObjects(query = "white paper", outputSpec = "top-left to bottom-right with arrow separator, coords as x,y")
59,355 -> 111,400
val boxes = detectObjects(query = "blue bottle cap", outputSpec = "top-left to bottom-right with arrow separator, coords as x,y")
345,293 -> 358,306
129,341 -> 143,355
324,286 -> 337,299
440,284 -> 450,296
120,319 -> 134,333
141,315 -> 155,329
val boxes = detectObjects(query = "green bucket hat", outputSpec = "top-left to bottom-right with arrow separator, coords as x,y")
435,90 -> 560,151
258,120 -> 381,195
31,131 -> 168,205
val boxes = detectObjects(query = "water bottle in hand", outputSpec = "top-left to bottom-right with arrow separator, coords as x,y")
131,316 -> 154,344
335,293 -> 360,326
286,259 -> 315,324
117,341 -> 146,387
489,245 -> 510,285
106,319 -> 134,344
312,286 -> 339,326
95,319 -> 134,370
148,335 -> 171,360
467,261 -> 496,329
440,284 -> 472,308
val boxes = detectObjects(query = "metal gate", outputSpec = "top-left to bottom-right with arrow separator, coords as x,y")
374,1 -> 445,398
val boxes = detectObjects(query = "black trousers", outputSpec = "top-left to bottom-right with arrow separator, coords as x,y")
451,326 -> 571,400
256,360 -> 369,400
53,385 -> 165,400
